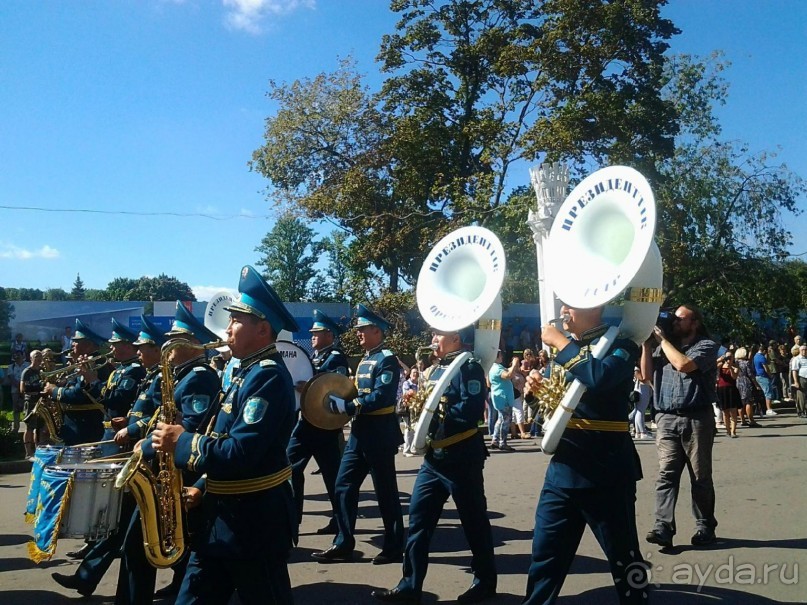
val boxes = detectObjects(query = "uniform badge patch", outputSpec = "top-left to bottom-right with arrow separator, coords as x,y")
191,395 -> 210,414
120,377 -> 135,390
468,380 -> 482,395
612,348 -> 631,361
380,371 -> 393,385
243,397 -> 268,424
221,403 -> 232,414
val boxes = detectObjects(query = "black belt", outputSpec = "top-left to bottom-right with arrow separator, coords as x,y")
660,406 -> 712,417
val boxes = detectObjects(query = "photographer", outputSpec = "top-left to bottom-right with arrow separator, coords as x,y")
642,304 -> 719,549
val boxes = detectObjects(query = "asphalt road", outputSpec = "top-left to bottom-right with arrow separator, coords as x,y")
1,409 -> 805,604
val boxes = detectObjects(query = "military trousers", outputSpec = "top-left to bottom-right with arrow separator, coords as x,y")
397,459 -> 496,595
332,438 -> 404,554
174,550 -> 293,605
287,417 -> 342,527
523,482 -> 648,605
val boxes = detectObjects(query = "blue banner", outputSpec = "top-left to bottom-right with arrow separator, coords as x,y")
27,467 -> 73,563
25,446 -> 63,523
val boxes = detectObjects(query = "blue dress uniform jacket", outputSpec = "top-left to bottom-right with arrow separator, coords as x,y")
395,351 -> 497,597
99,358 -> 146,453
125,365 -> 162,440
54,362 -> 113,445
173,344 -> 297,559
547,328 -> 642,488
349,344 -> 403,451
523,325 -> 648,605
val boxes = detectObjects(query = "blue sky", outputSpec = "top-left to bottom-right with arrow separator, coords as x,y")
1,0 -> 805,302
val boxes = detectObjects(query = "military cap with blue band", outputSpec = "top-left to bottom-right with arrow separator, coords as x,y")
165,301 -> 219,344
133,315 -> 166,347
354,303 -> 391,332
72,318 -> 108,346
224,265 -> 300,334
108,318 -> 139,343
309,309 -> 343,335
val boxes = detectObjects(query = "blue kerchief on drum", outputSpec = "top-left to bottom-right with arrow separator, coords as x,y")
27,467 -> 73,563
25,447 -> 63,523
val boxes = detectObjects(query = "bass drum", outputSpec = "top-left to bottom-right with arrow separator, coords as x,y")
275,340 -> 314,410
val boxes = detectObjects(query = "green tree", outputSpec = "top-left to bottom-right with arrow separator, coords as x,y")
4,288 -> 44,300
105,275 -> 195,301
255,214 -> 322,302
44,288 -> 69,301
311,230 -> 379,304
652,53 -> 805,335
84,289 -> 109,301
71,273 -> 86,300
106,277 -> 139,301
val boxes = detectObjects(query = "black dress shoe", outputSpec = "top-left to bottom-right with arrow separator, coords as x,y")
372,551 -> 403,565
51,572 -> 93,597
311,545 -> 354,562
66,541 -> 94,560
371,587 -> 421,604
691,529 -> 716,546
457,583 -> 496,603
315,519 -> 338,535
154,580 -> 182,598
645,528 -> 673,549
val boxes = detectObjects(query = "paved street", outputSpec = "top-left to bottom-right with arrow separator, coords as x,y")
1,410 -> 805,604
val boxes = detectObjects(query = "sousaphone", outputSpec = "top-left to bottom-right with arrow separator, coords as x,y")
540,165 -> 664,454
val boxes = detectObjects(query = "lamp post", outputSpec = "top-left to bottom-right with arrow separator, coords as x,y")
527,162 -> 569,350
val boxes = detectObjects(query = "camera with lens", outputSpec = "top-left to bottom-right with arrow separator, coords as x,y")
656,309 -> 676,337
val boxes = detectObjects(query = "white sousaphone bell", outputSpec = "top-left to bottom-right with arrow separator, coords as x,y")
540,165 -> 664,455
412,226 -> 506,454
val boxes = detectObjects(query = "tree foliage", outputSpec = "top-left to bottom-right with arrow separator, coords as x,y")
255,214 -> 322,302
44,288 -> 69,301
105,275 -> 196,302
70,273 -> 86,300
0,288 -> 13,341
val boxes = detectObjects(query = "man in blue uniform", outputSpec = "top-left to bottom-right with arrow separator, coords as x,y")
43,318 -> 112,445
288,309 -> 349,535
522,304 -> 648,605
50,319 -> 147,593
312,304 -> 404,565
372,328 -> 497,604
114,315 -> 165,448
152,267 -> 298,605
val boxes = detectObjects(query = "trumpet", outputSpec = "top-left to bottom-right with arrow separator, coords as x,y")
40,351 -> 112,381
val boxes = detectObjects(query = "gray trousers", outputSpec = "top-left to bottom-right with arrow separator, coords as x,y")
652,408 -> 718,535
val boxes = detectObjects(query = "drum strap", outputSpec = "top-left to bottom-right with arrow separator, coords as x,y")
566,418 -> 629,432
205,466 -> 292,495
430,427 -> 478,450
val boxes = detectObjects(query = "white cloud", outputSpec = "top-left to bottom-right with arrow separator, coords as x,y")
222,0 -> 315,34
0,243 -> 60,260
192,285 -> 238,303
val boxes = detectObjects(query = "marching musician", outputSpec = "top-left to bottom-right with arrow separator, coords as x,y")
114,315 -> 165,447
288,309 -> 349,535
312,304 -> 404,565
151,266 -> 298,605
372,328 -> 497,604
95,319 -> 146,455
522,304 -> 648,605
117,302 -> 222,603
43,318 -> 112,446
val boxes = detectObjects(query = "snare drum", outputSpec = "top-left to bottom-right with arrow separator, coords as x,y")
60,445 -> 103,464
47,462 -> 125,540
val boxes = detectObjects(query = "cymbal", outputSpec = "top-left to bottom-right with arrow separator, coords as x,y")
300,373 -> 357,430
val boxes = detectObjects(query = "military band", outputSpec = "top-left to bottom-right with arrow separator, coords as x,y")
23,288 -> 650,605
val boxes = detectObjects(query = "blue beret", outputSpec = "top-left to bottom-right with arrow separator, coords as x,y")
133,315 -> 166,347
72,318 -> 107,346
108,318 -> 139,343
354,303 -> 390,332
165,302 -> 219,345
310,309 -> 343,336
224,266 -> 300,334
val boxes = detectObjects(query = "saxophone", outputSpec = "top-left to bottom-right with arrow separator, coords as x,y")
114,339 -> 224,568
